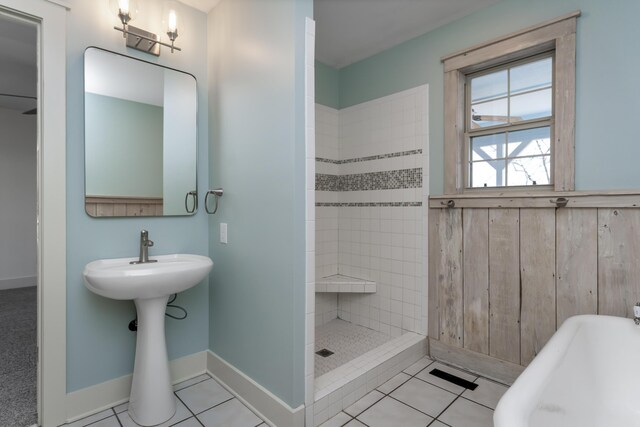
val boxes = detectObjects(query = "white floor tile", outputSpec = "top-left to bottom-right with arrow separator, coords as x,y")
344,420 -> 367,427
112,402 -> 128,414
428,421 -> 449,427
438,398 -> 494,427
176,378 -> 233,414
415,362 -> 477,395
390,378 -> 456,418
117,399 -> 191,427
461,377 -> 508,409
344,390 -> 384,417
376,372 -> 411,394
319,411 -> 352,427
172,417 -> 203,427
174,374 -> 212,391
197,398 -> 262,427
85,416 -> 121,427
402,356 -> 434,376
357,397 -> 433,427
63,409 -> 114,427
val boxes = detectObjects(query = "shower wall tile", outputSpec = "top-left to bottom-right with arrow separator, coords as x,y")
315,105 -> 340,284
315,85 -> 428,339
336,87 -> 428,336
315,292 -> 338,326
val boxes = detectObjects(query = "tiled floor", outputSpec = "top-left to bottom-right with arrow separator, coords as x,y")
315,319 -> 393,377
59,374 -> 267,427
318,356 -> 509,427
60,357 -> 507,427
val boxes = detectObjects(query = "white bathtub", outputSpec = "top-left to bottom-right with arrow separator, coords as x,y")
494,315 -> 640,427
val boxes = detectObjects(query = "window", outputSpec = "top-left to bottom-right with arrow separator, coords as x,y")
467,54 -> 553,188
442,12 -> 578,194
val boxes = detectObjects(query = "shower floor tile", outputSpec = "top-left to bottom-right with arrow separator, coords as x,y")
315,318 -> 393,377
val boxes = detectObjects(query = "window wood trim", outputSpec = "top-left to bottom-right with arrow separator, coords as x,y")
443,12 -> 579,194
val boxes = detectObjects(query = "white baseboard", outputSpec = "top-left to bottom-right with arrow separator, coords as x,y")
0,276 -> 36,290
206,350 -> 304,427
65,351 -> 207,423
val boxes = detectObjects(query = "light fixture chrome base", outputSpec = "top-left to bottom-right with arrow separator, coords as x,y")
114,25 -> 182,57
121,25 -> 161,56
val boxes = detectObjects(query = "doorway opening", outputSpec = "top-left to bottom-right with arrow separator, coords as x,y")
0,10 -> 38,427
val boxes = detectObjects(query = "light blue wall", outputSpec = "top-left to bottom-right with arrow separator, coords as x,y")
66,0 -> 209,392
315,60 -> 339,109
208,0 -> 311,408
337,0 -> 640,194
85,94 -> 163,198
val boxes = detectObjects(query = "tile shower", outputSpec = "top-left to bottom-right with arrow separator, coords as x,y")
312,86 -> 429,424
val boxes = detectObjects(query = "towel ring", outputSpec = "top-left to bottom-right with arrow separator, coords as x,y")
205,188 -> 224,214
184,190 -> 198,213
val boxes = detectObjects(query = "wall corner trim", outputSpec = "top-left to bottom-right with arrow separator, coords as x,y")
206,350 -> 305,427
65,351 -> 207,424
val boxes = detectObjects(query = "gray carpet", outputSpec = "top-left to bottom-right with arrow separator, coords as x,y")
0,286 -> 37,427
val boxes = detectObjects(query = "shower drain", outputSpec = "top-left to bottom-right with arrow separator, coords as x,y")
315,349 -> 334,357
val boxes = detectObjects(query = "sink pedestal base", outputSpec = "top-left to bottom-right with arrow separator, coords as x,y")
128,295 -> 176,426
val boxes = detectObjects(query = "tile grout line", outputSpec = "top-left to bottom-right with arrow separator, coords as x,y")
349,357 -> 494,427
408,361 -> 497,425
347,361 -> 436,425
112,407 -> 123,427
173,374 -> 213,393
172,392 -> 203,426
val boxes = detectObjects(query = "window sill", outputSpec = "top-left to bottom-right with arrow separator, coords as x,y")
429,190 -> 640,209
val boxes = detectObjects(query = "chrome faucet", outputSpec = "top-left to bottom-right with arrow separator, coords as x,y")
130,230 -> 158,264
634,303 -> 640,325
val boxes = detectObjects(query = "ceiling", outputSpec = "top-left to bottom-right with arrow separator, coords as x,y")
314,0 -> 502,68
182,0 -> 502,69
178,0 -> 222,13
0,0 -> 503,112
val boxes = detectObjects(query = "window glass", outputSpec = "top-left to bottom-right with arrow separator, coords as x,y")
467,54 -> 554,188
510,57 -> 552,95
507,127 -> 551,157
470,99 -> 508,128
507,155 -> 551,186
470,159 -> 506,188
470,133 -> 506,161
510,88 -> 552,122
471,70 -> 508,103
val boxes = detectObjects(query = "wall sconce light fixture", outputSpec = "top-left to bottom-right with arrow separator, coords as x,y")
111,0 -> 181,56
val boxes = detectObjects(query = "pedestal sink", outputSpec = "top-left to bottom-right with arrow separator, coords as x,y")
83,254 -> 213,426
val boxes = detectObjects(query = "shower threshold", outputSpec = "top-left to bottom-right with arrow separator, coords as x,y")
312,323 -> 426,426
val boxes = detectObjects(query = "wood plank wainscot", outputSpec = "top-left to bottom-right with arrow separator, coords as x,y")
85,196 -> 163,217
428,191 -> 640,384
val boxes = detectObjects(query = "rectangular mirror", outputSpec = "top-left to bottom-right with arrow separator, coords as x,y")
84,47 -> 198,217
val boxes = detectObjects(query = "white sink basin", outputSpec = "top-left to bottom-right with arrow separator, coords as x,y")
82,253 -> 213,426
83,253 -> 213,300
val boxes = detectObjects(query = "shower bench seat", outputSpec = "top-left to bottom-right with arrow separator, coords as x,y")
315,274 -> 376,293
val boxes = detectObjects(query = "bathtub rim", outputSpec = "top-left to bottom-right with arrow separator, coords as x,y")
493,314 -> 634,427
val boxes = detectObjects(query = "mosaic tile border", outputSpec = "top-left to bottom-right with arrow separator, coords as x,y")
316,202 -> 423,207
316,149 -> 422,165
316,174 -> 341,192
316,168 -> 422,192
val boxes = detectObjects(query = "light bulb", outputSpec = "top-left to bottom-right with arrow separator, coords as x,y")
168,10 -> 177,32
118,0 -> 129,14
110,0 -> 137,24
